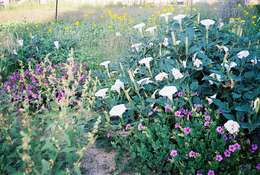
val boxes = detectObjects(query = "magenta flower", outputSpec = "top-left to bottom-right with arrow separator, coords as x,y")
251,144 -> 258,153
208,170 -> 215,175
170,149 -> 178,157
189,150 -> 199,158
175,110 -> 183,118
216,126 -> 224,134
224,149 -> 231,157
215,154 -> 223,162
234,143 -> 241,150
184,127 -> 191,135
228,144 -> 236,152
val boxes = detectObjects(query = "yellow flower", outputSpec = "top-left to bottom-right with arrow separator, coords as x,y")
64,26 -> 70,30
252,16 -> 257,20
74,21 -> 80,26
48,28 -> 53,33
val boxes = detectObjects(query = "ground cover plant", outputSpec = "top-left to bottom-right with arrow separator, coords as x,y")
0,2 -> 260,175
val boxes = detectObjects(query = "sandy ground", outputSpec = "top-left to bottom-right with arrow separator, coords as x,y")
81,146 -> 117,175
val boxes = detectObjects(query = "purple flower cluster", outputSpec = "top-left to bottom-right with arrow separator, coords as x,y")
2,61 -> 88,110
174,108 -> 192,118
204,113 -> 211,127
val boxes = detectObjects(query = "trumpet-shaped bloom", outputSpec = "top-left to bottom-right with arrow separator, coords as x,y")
162,38 -> 169,47
109,104 -> 127,117
95,88 -> 109,99
224,120 -> 240,134
139,57 -> 153,69
111,79 -> 124,93
159,86 -> 178,100
173,14 -> 186,24
155,72 -> 168,81
222,61 -> 237,71
216,45 -> 229,53
206,94 -> 217,105
131,43 -> 142,52
54,41 -> 59,49
160,13 -> 173,23
100,61 -> 111,69
193,58 -> 203,68
133,23 -> 145,30
17,39 -> 23,47
137,78 -> 153,85
172,68 -> 184,79
237,50 -> 249,59
133,23 -> 145,34
145,26 -> 157,35
200,19 -> 215,29
209,73 -> 222,84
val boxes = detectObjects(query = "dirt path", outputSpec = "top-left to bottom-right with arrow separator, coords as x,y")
81,146 -> 117,175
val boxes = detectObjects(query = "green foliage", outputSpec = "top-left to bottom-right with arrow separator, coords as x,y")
93,10 -> 260,174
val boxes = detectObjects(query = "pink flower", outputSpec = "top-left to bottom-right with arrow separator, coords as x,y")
204,121 -> 210,127
208,170 -> 215,175
224,149 -> 231,157
184,127 -> 191,135
125,124 -> 131,130
175,110 -> 183,118
204,115 -> 211,121
234,143 -> 241,150
170,149 -> 178,157
228,144 -> 236,152
216,126 -> 224,134
215,154 -> 223,162
138,123 -> 145,131
189,150 -> 199,158
175,123 -> 181,129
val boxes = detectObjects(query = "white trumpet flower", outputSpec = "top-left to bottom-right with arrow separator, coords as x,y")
200,19 -> 215,30
137,78 -> 153,85
172,68 -> 184,80
224,120 -> 240,135
173,14 -> 186,24
17,39 -> 23,47
95,88 -> 109,99
209,73 -> 222,85
159,86 -> 178,101
100,61 -> 111,69
145,26 -> 157,36
54,41 -> 59,49
193,58 -> 203,68
139,57 -> 153,69
111,79 -> 124,94
131,43 -> 142,52
155,72 -> 168,81
160,12 -> 173,23
237,50 -> 249,59
133,23 -> 145,35
109,104 -> 127,117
